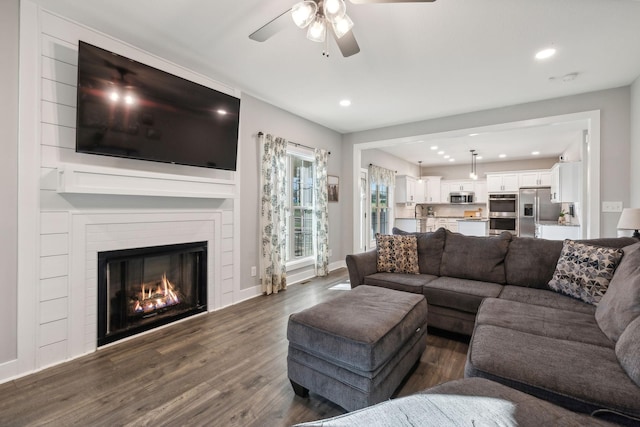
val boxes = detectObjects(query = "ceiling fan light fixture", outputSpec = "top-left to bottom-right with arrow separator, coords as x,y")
332,14 -> 354,38
292,1 -> 317,28
306,15 -> 327,42
324,0 -> 347,23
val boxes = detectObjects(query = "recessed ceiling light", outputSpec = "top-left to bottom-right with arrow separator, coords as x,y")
499,154 -> 507,158
339,99 -> 351,107
476,156 -> 483,160
449,158 -> 455,162
532,151 -> 540,155
430,146 -> 438,150
444,155 -> 450,159
216,109 -> 227,115
535,47 -> 556,60
438,151 -> 444,155
469,133 -> 479,137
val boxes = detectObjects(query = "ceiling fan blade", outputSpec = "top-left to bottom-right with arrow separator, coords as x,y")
249,9 -> 291,42
349,0 -> 435,3
333,29 -> 361,57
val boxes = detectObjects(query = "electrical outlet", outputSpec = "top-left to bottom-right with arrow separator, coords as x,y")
251,266 -> 257,277
602,201 -> 623,213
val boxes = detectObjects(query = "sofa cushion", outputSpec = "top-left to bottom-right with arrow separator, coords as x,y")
505,237 -> 564,289
498,286 -> 596,315
364,272 -> 437,294
376,234 -> 419,274
548,240 -> 623,305
422,277 -> 503,314
440,230 -> 511,284
466,324 -> 640,419
616,316 -> 640,388
476,298 -> 613,348
393,227 -> 446,276
595,242 -> 640,341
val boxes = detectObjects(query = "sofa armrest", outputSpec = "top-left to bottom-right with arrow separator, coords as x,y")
345,250 -> 378,288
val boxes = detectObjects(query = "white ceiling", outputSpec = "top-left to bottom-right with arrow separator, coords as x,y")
31,0 -> 640,166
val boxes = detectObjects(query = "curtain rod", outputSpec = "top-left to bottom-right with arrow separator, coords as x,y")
369,163 -> 397,173
258,131 -> 331,155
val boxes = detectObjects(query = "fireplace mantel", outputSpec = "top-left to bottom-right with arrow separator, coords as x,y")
56,164 -> 237,199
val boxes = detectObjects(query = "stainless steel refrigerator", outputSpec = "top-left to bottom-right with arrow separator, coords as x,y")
519,187 -> 562,238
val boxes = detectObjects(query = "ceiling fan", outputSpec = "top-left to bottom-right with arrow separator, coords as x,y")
249,0 -> 436,58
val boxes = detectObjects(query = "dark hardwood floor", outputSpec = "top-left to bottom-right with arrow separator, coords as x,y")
0,269 -> 468,427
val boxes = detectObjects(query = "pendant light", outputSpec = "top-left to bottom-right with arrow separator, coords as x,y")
418,160 -> 423,183
469,150 -> 478,180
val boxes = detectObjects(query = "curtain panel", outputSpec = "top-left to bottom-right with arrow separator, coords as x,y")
314,148 -> 329,276
260,133 -> 288,295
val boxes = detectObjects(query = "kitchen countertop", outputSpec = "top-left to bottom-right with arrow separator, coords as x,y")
536,221 -> 580,227
457,218 -> 489,222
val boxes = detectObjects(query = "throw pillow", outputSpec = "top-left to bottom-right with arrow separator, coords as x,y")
595,242 -> 640,341
376,234 -> 419,274
548,239 -> 624,305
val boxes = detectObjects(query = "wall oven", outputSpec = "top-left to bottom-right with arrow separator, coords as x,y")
488,194 -> 518,235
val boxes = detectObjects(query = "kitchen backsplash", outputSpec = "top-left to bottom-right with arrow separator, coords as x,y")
397,203 -> 488,218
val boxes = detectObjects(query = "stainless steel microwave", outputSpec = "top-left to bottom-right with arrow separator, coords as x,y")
449,192 -> 475,204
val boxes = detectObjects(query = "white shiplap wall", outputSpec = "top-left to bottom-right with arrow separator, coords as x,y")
28,8 -> 240,372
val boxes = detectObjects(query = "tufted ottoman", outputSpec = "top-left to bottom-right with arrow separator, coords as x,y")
287,285 -> 428,411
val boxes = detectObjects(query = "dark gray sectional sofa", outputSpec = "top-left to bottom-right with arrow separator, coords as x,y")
345,228 -> 640,425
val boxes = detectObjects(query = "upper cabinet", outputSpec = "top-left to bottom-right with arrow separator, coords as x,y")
519,170 -> 552,187
422,176 -> 441,203
550,162 -> 581,203
395,175 -> 418,204
474,180 -> 488,204
486,173 -> 519,193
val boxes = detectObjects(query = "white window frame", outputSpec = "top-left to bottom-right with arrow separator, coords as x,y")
285,146 -> 316,269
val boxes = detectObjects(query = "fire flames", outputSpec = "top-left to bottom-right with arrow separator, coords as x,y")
131,273 -> 181,314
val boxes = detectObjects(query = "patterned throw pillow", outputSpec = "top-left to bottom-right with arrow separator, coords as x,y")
376,234 -> 420,274
548,239 -> 624,305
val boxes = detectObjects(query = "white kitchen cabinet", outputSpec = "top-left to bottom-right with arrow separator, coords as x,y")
550,162 -> 581,203
519,170 -> 552,187
395,175 -> 418,204
446,219 -> 459,232
423,176 -> 442,203
446,180 -> 475,192
474,180 -> 488,204
486,173 -> 519,193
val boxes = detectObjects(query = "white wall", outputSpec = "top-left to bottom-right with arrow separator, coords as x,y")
342,87 -> 632,246
631,76 -> 640,208
237,94 -> 344,291
0,0 -> 19,365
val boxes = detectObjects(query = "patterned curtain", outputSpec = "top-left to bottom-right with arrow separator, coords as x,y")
314,148 -> 329,276
368,164 -> 395,188
260,133 -> 288,295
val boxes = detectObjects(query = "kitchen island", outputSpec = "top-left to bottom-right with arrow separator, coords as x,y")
457,219 -> 489,237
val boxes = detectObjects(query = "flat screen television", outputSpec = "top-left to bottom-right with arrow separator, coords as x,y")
76,41 -> 240,171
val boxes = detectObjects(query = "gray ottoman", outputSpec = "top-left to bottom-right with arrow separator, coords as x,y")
287,285 -> 428,411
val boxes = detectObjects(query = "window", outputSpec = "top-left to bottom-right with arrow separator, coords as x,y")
370,180 -> 390,241
286,152 -> 315,263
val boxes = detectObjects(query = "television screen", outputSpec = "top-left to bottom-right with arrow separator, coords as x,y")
76,41 -> 240,171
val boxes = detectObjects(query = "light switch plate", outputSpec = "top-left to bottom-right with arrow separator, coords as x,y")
602,201 -> 623,212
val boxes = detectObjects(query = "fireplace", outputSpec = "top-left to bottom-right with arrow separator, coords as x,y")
98,241 -> 207,346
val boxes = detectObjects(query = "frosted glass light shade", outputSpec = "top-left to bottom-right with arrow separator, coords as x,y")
307,16 -> 326,42
292,1 -> 317,28
331,13 -> 353,38
323,0 -> 346,24
617,208 -> 640,232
